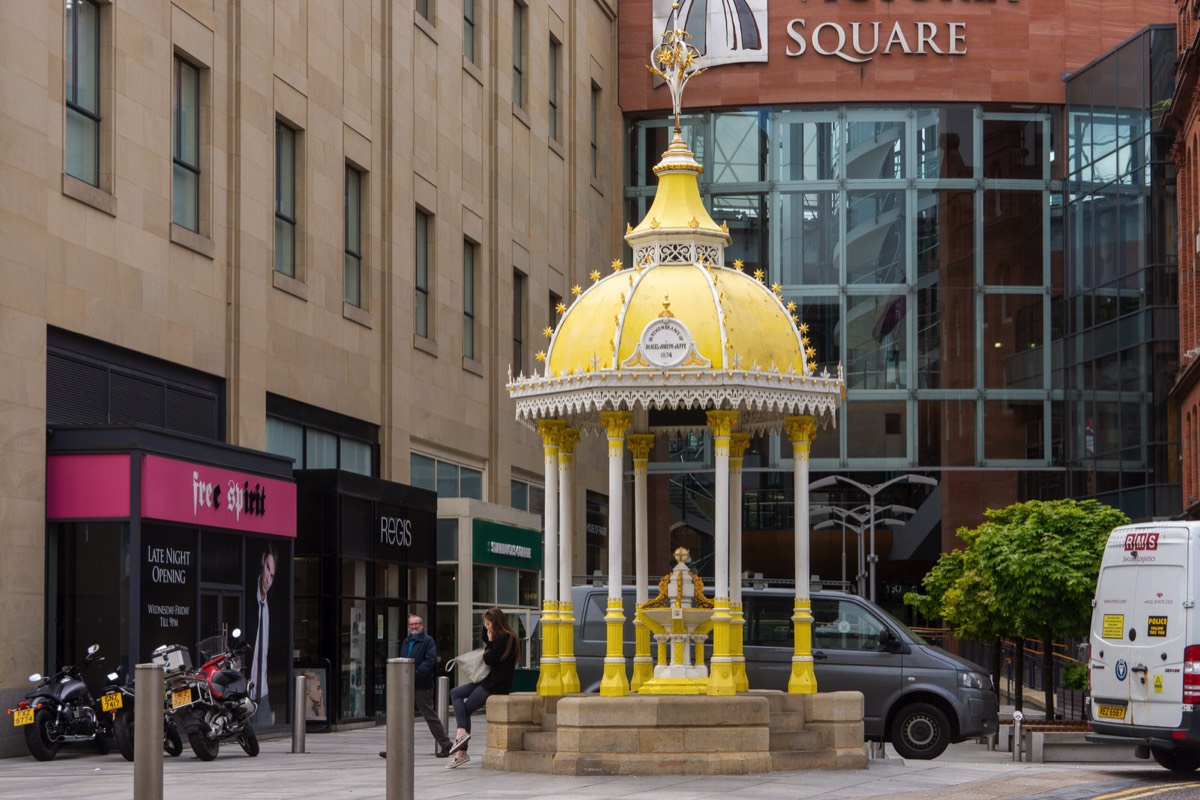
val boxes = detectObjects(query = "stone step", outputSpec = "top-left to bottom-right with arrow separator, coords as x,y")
541,711 -> 558,731
523,731 -> 558,753
505,749 -> 556,774
771,748 -> 868,771
769,729 -> 826,751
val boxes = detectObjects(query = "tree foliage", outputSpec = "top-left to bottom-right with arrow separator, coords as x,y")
905,499 -> 1128,642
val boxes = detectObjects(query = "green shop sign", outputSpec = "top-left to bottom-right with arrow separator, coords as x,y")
472,520 -> 542,569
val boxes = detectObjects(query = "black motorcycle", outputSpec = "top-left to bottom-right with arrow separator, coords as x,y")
101,665 -> 184,761
7,644 -> 113,761
160,629 -> 259,761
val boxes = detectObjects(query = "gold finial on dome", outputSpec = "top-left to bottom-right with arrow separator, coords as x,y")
721,221 -> 730,233
660,295 -> 675,318
626,222 -> 633,234
647,2 -> 707,132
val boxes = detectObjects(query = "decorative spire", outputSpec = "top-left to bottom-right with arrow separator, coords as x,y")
647,2 -> 706,132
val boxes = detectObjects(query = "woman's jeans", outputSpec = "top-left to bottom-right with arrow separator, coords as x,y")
449,682 -> 491,743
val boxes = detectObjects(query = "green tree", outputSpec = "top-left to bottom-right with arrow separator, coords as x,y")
906,499 -> 1128,716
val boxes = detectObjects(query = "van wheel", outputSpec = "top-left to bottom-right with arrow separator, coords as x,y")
1151,747 -> 1200,772
890,702 -> 950,760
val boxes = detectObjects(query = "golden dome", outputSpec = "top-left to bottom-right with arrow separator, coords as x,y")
508,124 -> 842,434
546,262 -> 807,378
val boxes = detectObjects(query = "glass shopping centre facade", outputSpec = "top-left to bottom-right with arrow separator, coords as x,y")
620,24 -> 1180,595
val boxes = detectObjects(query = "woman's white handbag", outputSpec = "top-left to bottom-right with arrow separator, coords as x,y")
447,648 -> 490,684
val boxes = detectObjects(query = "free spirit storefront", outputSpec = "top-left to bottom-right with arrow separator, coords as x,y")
45,426 -> 296,727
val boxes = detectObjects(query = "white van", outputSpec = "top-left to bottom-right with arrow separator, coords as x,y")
1087,522 -> 1200,771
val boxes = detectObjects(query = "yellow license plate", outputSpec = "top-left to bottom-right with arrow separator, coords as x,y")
12,708 -> 34,726
171,689 -> 192,709
1097,704 -> 1127,720
101,693 -> 123,712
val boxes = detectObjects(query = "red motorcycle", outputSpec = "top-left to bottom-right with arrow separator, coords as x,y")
155,629 -> 258,761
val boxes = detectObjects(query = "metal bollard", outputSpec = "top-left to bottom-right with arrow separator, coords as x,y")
133,663 -> 165,800
385,658 -> 415,800
292,673 -> 306,754
1012,710 -> 1024,762
436,675 -> 450,754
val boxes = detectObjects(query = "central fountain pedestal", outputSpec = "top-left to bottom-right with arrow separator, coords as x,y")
483,690 -> 867,775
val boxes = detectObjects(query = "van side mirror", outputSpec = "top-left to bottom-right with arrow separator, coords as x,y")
878,628 -> 902,652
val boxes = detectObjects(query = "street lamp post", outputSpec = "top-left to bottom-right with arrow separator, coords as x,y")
809,474 -> 937,603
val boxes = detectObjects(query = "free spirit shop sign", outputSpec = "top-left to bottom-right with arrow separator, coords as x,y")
141,454 -> 297,537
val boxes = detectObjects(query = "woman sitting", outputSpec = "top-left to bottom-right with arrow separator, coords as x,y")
446,606 -> 519,769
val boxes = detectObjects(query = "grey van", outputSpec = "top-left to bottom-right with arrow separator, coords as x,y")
557,585 -> 997,759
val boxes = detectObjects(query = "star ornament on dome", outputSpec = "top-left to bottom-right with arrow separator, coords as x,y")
806,346 -> 817,360
771,282 -> 782,295
786,301 -> 797,312
535,350 -> 546,363
572,284 -> 583,296
611,258 -> 623,272
589,270 -> 601,282
556,301 -> 566,315
733,259 -> 745,272
543,326 -> 554,339
753,269 -> 765,282
799,322 -> 810,334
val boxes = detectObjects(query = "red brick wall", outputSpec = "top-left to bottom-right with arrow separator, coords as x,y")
618,0 -> 1175,113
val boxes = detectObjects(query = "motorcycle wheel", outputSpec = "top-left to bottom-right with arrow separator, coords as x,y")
238,724 -> 260,757
164,720 -> 183,757
24,708 -> 61,762
114,711 -> 136,762
187,729 -> 220,761
94,727 -> 111,755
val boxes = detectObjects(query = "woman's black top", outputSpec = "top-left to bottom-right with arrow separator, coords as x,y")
479,628 -> 517,694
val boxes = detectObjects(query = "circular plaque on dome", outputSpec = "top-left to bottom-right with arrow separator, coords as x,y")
639,317 -> 693,367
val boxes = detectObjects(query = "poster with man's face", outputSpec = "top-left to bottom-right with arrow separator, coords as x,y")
246,537 -> 291,725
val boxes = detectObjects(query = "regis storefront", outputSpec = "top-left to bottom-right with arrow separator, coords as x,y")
44,425 -> 296,727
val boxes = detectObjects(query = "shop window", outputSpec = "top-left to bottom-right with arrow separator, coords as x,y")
473,566 -> 496,605
48,522 -> 127,673
412,452 -> 484,499
518,570 -> 539,607
266,409 -> 377,476
497,568 -> 518,606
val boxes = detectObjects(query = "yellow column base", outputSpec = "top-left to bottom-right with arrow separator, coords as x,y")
631,618 -> 653,692
558,601 -> 580,693
707,601 -> 735,696
731,603 -> 749,692
788,598 -> 817,695
536,603 -> 563,696
788,658 -> 818,694
599,598 -> 629,696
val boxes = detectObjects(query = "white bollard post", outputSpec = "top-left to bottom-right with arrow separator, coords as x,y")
1012,710 -> 1024,762
292,673 -> 306,754
385,658 -> 414,800
436,675 -> 450,755
133,663 -> 165,800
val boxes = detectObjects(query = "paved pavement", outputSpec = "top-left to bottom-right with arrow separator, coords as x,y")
0,716 -> 1177,800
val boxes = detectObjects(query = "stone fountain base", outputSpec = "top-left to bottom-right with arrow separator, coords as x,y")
483,689 -> 867,775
